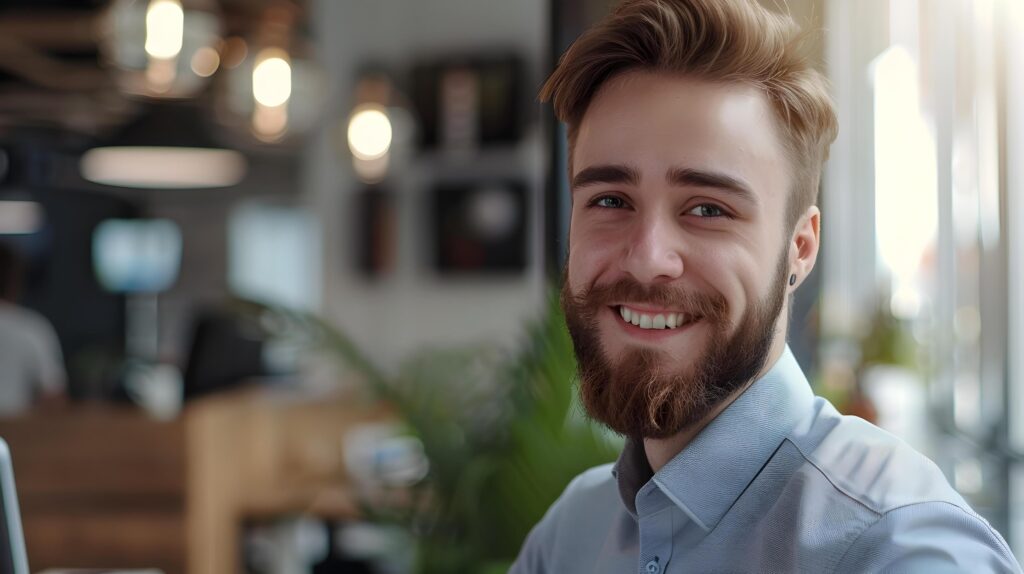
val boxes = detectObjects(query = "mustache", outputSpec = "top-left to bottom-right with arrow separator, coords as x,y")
563,277 -> 728,321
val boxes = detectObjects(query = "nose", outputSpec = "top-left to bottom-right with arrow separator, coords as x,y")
621,215 -> 684,283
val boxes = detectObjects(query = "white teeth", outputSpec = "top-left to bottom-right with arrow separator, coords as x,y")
618,306 -> 696,330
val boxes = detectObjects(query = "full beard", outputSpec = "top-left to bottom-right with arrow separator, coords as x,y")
561,253 -> 789,440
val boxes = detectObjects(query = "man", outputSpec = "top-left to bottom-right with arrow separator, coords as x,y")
512,0 -> 1021,572
0,242 -> 66,415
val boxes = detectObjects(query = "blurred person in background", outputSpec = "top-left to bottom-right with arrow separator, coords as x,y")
512,0 -> 1021,572
0,242 -> 66,415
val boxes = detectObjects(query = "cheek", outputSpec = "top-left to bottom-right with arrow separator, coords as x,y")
690,247 -> 759,313
567,243 -> 608,291
567,222 -> 620,285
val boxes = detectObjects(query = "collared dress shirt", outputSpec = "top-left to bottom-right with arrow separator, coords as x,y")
511,347 -> 1022,573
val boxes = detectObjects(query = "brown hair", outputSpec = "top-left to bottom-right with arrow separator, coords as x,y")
540,0 -> 838,229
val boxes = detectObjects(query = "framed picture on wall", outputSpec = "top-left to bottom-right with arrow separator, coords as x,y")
410,54 -> 525,152
430,180 -> 526,275
353,186 -> 397,277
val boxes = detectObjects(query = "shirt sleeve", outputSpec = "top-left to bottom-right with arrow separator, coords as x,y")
834,501 -> 1022,573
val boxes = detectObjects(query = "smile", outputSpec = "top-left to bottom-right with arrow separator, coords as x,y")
616,305 -> 700,330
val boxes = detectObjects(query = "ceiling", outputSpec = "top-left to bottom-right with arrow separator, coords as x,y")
0,0 -> 305,140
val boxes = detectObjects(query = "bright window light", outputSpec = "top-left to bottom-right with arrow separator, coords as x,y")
145,0 -> 184,59
228,203 -> 320,311
872,45 -> 937,317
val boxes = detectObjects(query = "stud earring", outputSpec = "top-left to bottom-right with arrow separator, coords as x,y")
789,274 -> 797,286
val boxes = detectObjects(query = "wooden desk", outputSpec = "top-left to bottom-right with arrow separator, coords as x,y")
0,388 -> 391,574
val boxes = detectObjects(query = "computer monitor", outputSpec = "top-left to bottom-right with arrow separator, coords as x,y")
0,439 -> 28,574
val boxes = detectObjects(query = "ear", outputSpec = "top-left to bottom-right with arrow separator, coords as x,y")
789,206 -> 820,290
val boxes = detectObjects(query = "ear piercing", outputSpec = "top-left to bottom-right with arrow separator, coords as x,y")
789,274 -> 797,286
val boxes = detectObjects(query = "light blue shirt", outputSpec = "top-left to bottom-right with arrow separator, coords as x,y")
511,347 -> 1021,573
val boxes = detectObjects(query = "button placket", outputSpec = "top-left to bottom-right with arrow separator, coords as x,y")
637,504 -> 674,574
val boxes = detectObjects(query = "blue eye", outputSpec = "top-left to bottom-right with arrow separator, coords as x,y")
592,196 -> 626,209
688,204 -> 726,217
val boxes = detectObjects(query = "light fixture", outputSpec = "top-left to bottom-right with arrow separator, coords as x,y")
145,0 -> 185,59
80,103 -> 247,190
252,48 -> 292,108
101,0 -> 222,99
347,104 -> 392,183
0,201 -> 44,235
81,147 -> 245,189
348,105 -> 393,161
343,73 -> 414,184
190,46 -> 220,78
212,3 -> 324,145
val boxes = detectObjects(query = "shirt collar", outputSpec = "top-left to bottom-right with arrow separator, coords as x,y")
612,346 -> 815,531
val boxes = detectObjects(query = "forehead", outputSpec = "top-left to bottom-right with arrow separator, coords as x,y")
572,71 -> 790,203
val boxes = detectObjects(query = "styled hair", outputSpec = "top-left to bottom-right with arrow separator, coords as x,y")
540,0 -> 838,228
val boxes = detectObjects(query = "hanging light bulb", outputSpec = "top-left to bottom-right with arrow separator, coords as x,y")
250,47 -> 292,141
101,0 -> 222,99
348,105 -> 392,161
344,73 -> 411,183
145,0 -> 184,59
211,2 -> 325,147
252,48 -> 292,108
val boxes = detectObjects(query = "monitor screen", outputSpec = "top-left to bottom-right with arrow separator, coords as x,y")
92,218 -> 182,294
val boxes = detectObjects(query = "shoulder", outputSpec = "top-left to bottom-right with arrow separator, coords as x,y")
560,463 -> 618,506
790,398 -> 965,513
510,463 -> 620,574
834,500 -> 1021,572
0,304 -> 53,334
788,399 -> 1021,572
532,463 -> 619,533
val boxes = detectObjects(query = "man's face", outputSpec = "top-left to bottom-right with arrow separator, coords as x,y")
562,71 -> 805,439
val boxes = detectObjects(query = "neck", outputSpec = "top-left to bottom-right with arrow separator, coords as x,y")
643,340 -> 787,473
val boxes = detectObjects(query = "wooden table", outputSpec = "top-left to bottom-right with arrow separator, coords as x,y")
0,387 -> 392,574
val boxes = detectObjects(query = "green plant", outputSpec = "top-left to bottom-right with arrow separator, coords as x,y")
273,292 -> 620,573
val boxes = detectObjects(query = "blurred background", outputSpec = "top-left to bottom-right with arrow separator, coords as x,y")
0,0 -> 1021,572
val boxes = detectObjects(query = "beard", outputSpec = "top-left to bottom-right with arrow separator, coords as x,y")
561,252 -> 789,439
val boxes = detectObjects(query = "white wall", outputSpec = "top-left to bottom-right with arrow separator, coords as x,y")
305,0 -> 549,371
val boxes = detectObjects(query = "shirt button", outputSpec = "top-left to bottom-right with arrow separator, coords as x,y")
645,558 -> 660,574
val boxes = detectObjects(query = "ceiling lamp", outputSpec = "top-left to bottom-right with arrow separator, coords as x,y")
0,200 -> 45,235
80,103 -> 247,189
101,0 -> 223,99
344,73 -> 416,184
213,3 -> 324,145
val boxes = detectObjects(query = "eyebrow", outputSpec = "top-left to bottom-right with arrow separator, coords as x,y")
666,167 -> 758,204
571,164 -> 640,191
571,163 -> 758,204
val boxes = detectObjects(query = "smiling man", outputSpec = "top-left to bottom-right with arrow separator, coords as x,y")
511,0 -> 1021,572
